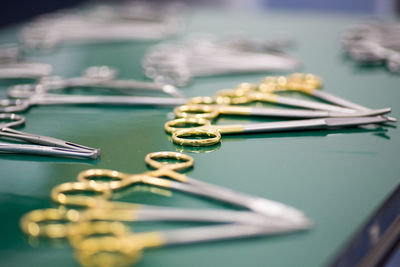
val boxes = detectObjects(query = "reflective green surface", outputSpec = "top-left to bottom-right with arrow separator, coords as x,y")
0,8 -> 399,267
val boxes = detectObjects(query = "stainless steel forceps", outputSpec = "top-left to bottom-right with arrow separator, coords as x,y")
0,94 -> 187,113
7,66 -> 183,98
165,116 -> 391,146
0,113 -> 99,158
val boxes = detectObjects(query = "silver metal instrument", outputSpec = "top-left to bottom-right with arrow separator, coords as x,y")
0,113 -> 99,159
7,66 -> 183,98
143,34 -> 300,86
0,94 -> 187,113
20,2 -> 184,50
342,21 -> 400,73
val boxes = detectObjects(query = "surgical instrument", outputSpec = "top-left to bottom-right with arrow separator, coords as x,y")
165,116 -> 390,146
258,73 -> 397,122
261,73 -> 368,110
143,34 -> 300,86
0,113 -> 99,158
215,88 -> 359,113
341,21 -> 400,73
20,204 -> 298,239
20,150 -> 311,266
75,151 -> 308,223
174,104 -> 390,120
20,3 -> 183,50
52,179 -> 306,225
0,94 -> 187,113
72,220 -> 309,267
7,66 -> 183,98
22,150 -> 310,238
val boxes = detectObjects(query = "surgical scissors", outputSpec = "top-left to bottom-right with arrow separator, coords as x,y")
0,113 -> 99,158
0,94 -> 187,113
73,151 -> 308,223
174,104 -> 390,120
72,220 -> 309,267
7,66 -> 183,98
165,116 -> 390,146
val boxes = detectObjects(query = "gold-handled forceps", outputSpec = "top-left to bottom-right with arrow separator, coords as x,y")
74,151 -> 308,223
165,115 -> 391,147
174,103 -> 391,120
20,203 -> 298,239
71,219 -> 310,267
215,88 -> 358,113
258,73 -> 397,122
21,151 -> 309,239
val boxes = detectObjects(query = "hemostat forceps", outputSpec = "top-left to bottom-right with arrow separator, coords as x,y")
165,116 -> 390,147
21,151 -> 310,238
71,220 -> 309,267
174,103 -> 390,120
74,151 -> 308,224
215,88 -> 358,113
7,66 -> 183,98
0,94 -> 186,113
0,113 -> 99,158
20,201 -> 297,239
258,73 -> 397,122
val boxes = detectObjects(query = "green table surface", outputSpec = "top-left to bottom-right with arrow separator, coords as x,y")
0,7 -> 399,267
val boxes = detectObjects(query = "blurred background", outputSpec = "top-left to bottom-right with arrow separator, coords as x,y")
1,0 -> 400,27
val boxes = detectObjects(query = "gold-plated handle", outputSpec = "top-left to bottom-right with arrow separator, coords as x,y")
20,208 -> 81,238
145,151 -> 194,171
287,73 -> 323,92
215,89 -> 251,105
77,169 -> 132,190
73,221 -> 165,267
188,96 -> 217,105
164,117 -> 211,134
260,73 -> 323,94
51,182 -> 112,207
174,104 -> 219,119
172,128 -> 221,146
